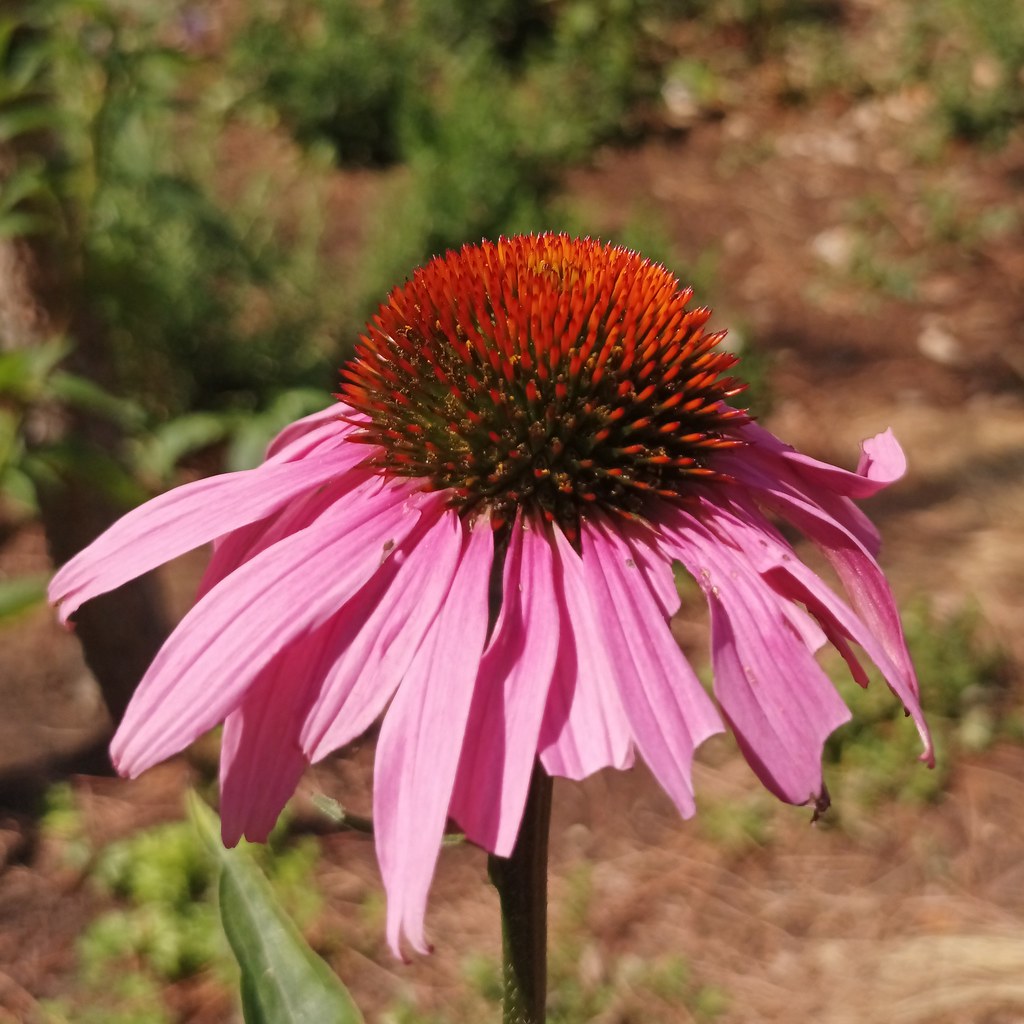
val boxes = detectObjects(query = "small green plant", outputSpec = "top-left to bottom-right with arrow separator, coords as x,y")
920,185 -> 1020,251
903,0 -> 1024,148
40,973 -> 171,1024
697,791 -> 776,853
38,780 -> 93,869
85,820 -> 226,981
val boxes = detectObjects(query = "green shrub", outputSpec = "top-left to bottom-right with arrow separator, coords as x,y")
20,0 -> 340,423
233,0 -> 677,305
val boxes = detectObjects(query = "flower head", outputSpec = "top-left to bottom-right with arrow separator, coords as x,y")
49,234 -> 932,957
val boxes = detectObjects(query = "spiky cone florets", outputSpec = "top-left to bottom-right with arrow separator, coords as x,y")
341,234 -> 749,537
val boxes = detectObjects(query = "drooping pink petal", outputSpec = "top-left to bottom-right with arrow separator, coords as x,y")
733,421 -> 907,499
538,527 -> 635,780
723,441 -> 882,557
49,444 -> 370,624
449,516 -> 561,856
111,478 -> 424,776
301,504 -> 464,761
659,504 -> 852,805
373,521 -> 493,957
703,493 -> 933,764
694,493 -> 864,675
578,516 -> 723,818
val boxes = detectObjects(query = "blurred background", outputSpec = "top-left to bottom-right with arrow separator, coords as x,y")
1,0 -> 1023,1020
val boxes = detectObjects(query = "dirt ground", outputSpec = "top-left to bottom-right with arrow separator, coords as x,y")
2,29 -> 1024,1024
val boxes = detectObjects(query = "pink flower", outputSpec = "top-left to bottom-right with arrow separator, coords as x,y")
49,235 -> 932,956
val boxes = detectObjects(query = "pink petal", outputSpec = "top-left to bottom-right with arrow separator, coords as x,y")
538,527 -> 635,779
659,506 -> 852,805
373,521 -> 493,957
219,648 -> 318,846
734,421 -> 906,499
301,505 -> 464,761
111,478 -> 423,776
578,516 -> 723,818
620,521 -> 682,619
220,500 -> 455,844
197,473 -> 368,600
711,493 -> 932,764
49,445 -> 369,625
856,428 -> 907,486
449,516 -> 560,856
264,402 -> 364,462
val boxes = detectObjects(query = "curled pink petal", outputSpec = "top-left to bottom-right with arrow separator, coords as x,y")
856,428 -> 907,485
733,420 -> 907,499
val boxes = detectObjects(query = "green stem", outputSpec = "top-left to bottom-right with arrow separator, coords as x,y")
488,763 -> 553,1024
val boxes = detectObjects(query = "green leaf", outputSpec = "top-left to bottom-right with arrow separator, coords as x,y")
0,162 -> 48,214
0,338 -> 71,400
0,406 -> 21,467
48,371 -> 147,430
133,412 -> 234,482
225,388 -> 333,472
0,104 -> 62,144
191,797 -> 364,1024
0,464 -> 38,515
0,572 -> 48,623
26,441 -> 148,508
0,209 -> 50,238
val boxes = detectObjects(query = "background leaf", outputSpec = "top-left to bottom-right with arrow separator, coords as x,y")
0,572 -> 48,623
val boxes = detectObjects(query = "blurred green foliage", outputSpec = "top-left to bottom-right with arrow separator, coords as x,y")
232,0 -> 678,291
728,0 -> 1024,147
908,0 -> 1024,147
0,338 -> 150,525
3,0 -> 337,447
233,0 -> 672,169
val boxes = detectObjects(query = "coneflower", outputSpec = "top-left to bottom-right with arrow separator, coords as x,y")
49,235 -> 932,967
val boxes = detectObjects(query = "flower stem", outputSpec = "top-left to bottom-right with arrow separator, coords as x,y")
488,763 -> 553,1024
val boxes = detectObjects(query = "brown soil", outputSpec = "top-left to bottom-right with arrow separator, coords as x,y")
2,21 -> 1024,1024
